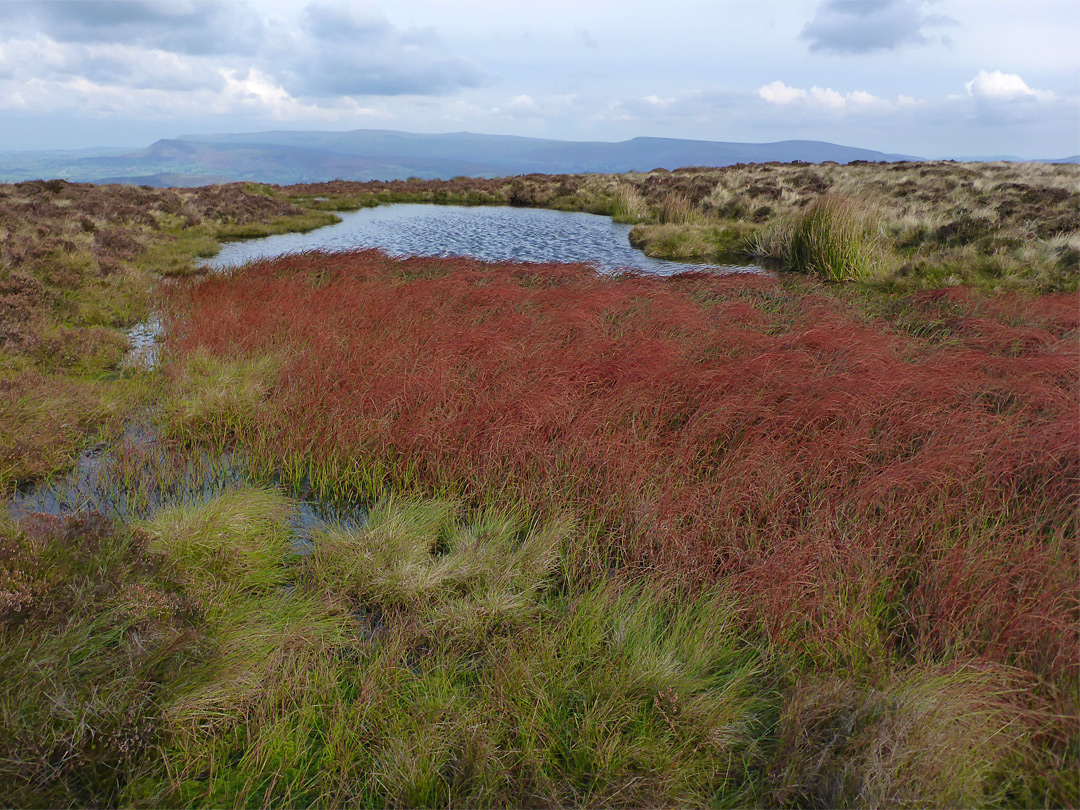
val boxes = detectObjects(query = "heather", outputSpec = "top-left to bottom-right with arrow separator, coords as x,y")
0,179 -> 335,489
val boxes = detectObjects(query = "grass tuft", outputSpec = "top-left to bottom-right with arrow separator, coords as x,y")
141,486 -> 294,598
162,349 -> 282,446
753,194 -> 882,281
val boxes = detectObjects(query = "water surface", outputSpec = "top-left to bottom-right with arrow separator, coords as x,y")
204,204 -> 762,276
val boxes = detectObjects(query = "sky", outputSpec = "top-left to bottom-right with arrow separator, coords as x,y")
0,0 -> 1077,157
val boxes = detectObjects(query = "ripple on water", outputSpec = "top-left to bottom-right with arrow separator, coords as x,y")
202,203 -> 766,276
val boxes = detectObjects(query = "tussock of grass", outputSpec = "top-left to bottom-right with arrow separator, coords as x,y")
611,183 -> 648,223
163,349 -> 282,446
309,499 -> 568,648
657,191 -> 702,225
771,664 -> 1051,807
142,486 -> 294,597
629,222 -> 753,262
753,195 -> 882,281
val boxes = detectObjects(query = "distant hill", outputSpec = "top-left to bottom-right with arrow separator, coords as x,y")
950,154 -> 1080,164
0,129 -> 921,186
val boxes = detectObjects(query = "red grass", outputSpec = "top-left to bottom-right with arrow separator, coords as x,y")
166,251 -> 1079,678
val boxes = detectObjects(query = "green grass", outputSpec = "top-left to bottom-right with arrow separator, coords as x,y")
0,511 -> 210,807
162,349 -> 282,447
2,487 -> 781,807
629,222 -> 755,263
752,195 -> 883,281
143,487 -> 295,598
215,210 -> 340,241
130,494 -> 776,807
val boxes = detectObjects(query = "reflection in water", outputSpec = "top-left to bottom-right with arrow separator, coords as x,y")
204,203 -> 764,276
122,313 -> 163,370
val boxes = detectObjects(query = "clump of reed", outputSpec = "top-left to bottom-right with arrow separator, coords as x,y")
656,191 -> 702,225
610,183 -> 649,223
752,195 -> 882,281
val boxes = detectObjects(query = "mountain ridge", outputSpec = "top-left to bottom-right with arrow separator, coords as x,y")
0,128 -> 1073,186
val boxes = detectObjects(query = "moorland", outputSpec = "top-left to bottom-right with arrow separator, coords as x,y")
0,160 -> 1077,808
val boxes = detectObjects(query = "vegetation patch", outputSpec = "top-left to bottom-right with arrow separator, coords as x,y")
2,165 -> 1078,806
167,251 -> 1078,697
286,161 -> 1079,291
752,195 -> 882,281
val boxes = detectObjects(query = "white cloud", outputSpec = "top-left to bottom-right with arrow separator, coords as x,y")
965,70 -> 1054,102
758,81 -> 893,110
757,80 -> 806,105
508,94 -> 540,112
809,86 -> 846,109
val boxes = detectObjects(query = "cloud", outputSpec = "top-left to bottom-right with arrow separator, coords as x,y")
273,2 -> 488,97
965,70 -> 1054,102
2,1 -> 265,56
758,81 -> 895,110
801,0 -> 956,54
0,36 -> 224,91
758,80 -> 806,105
0,0 -> 489,105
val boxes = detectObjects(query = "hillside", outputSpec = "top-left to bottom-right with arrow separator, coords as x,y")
0,129 -> 918,185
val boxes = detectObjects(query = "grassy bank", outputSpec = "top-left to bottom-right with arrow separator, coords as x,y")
2,170 -> 1078,807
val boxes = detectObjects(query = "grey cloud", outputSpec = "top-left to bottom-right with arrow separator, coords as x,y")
276,1 -> 487,98
801,0 -> 956,54
302,2 -> 396,43
0,36 -> 226,91
3,1 -> 265,56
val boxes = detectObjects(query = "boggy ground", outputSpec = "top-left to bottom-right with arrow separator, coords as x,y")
0,179 -> 335,487
1,170 -> 1078,807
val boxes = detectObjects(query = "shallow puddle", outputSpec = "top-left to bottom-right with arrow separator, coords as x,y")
8,418 -> 367,551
